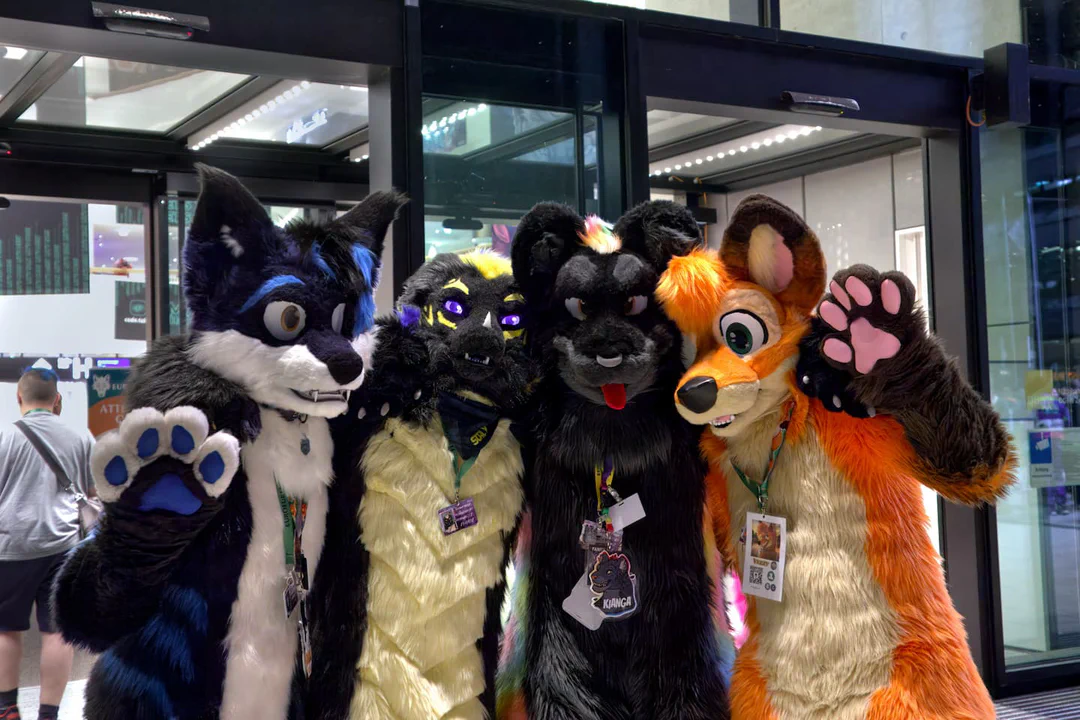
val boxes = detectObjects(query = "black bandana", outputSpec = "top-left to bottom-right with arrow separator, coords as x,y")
437,392 -> 501,461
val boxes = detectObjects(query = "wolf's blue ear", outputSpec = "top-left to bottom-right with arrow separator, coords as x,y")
332,190 -> 407,261
184,164 -> 274,307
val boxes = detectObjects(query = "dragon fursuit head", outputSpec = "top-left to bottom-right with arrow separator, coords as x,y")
656,194 -> 1015,720
308,250 -> 531,720
497,201 -> 732,720
54,164 -> 404,720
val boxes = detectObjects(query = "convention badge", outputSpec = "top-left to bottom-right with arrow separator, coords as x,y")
562,572 -> 606,631
741,513 -> 786,602
283,572 -> 299,621
578,520 -> 623,554
587,550 -> 639,621
298,620 -> 313,678
608,493 -> 646,532
438,497 -> 478,535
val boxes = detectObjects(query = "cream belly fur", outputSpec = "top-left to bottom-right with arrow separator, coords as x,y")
220,409 -> 331,720
724,410 -> 900,720
354,415 -> 523,720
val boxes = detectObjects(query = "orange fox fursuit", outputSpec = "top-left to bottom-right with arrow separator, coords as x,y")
656,194 -> 1015,720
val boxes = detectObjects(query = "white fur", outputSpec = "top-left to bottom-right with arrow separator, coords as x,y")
220,408 -> 331,720
351,325 -> 381,374
724,419 -> 900,719
188,330 -> 373,418
351,416 -> 523,719
221,225 -> 244,258
747,224 -> 786,293
193,432 -> 241,498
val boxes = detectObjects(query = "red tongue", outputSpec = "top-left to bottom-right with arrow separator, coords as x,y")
601,384 -> 627,410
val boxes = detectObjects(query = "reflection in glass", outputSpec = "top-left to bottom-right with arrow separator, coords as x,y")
190,83 -> 368,149
0,46 -> 45,100
982,126 -> 1080,668
19,57 -> 249,132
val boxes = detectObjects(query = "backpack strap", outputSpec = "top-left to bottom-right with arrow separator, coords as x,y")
15,419 -> 75,496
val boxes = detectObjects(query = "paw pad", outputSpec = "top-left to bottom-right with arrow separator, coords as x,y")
92,406 -> 238,507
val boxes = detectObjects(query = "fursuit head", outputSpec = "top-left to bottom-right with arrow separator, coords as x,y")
308,250 -> 532,720
54,163 -> 404,720
656,194 -> 1015,720
496,201 -> 733,720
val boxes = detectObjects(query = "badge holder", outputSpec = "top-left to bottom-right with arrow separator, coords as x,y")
277,481 -> 313,678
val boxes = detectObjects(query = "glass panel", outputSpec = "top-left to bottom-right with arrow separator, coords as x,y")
189,82 -> 367,150
18,57 -> 249,132
422,97 -> 579,259
780,0 -> 1022,57
0,46 -> 46,100
982,125 -> 1080,668
0,197 -> 147,435
574,0 -> 759,24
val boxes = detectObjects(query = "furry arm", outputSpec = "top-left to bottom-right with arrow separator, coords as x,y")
813,266 -> 1014,504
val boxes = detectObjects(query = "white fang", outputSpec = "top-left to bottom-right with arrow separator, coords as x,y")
483,312 -> 493,329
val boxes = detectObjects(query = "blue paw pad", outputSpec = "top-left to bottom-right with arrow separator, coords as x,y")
138,473 -> 202,515
136,428 -> 160,459
171,426 -> 195,455
198,452 -> 225,485
104,456 -> 128,486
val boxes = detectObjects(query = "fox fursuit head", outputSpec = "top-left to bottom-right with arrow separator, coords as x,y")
307,250 -> 532,720
656,193 -> 1016,720
54,164 -> 404,720
496,201 -> 732,720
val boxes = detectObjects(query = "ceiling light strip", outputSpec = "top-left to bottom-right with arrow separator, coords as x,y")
187,80 -> 319,150
649,125 -> 823,177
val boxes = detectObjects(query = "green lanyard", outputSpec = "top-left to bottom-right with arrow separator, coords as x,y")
731,402 -> 794,514
275,480 -> 305,567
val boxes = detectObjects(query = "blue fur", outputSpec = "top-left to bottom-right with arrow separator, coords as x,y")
398,305 -> 421,327
136,429 -> 159,459
311,244 -> 336,279
98,651 -> 175,717
171,425 -> 195,455
139,614 -> 196,682
238,275 -> 305,313
138,474 -> 202,515
351,244 -> 376,287
354,293 -> 375,337
161,585 -> 208,635
104,456 -> 127,486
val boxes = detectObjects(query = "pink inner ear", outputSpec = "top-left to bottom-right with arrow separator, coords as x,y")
773,236 -> 794,291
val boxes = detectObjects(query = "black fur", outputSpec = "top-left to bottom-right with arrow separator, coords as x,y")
509,201 -> 731,719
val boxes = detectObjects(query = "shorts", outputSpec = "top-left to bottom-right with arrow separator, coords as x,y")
0,552 -> 68,633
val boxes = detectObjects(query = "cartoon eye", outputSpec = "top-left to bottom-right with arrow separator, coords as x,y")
331,303 -> 346,334
264,301 -> 307,341
623,295 -> 648,316
443,298 -> 467,317
500,313 -> 522,327
718,311 -> 768,357
564,297 -> 587,320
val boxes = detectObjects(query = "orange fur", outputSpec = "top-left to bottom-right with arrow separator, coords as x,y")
656,249 -> 730,338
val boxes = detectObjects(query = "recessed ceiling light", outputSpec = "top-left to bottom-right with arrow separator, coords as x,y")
675,164 -> 682,170
478,103 -> 488,111
763,138 -> 773,146
728,150 -> 736,156
301,81 -> 311,89
664,167 -> 671,173
695,158 -> 703,165
752,142 -> 761,149
706,155 -> 714,161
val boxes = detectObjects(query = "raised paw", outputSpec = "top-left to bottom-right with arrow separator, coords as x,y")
91,406 -> 240,514
817,266 -> 920,376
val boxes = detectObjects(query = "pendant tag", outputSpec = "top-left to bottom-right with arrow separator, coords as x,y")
579,520 -> 623,553
587,550 -> 638,620
438,497 -> 478,535
741,513 -> 787,602
283,572 -> 299,621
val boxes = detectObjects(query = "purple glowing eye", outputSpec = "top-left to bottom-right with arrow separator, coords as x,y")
443,299 -> 465,315
501,314 -> 521,327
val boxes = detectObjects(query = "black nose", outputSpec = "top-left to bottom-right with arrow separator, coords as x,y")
326,352 -> 364,385
677,376 -> 717,414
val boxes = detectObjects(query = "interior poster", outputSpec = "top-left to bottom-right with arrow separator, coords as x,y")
116,280 -> 180,339
88,367 -> 129,437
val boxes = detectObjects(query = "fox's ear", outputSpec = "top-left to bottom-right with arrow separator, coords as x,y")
656,248 -> 729,338
511,202 -> 584,303
333,190 -> 408,260
721,194 -> 825,316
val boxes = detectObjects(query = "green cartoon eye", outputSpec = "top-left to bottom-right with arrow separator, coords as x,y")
719,311 -> 767,356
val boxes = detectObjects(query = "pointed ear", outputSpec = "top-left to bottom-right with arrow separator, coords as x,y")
333,190 -> 408,259
613,199 -> 702,269
721,194 -> 825,317
184,164 -> 275,308
511,202 -> 584,302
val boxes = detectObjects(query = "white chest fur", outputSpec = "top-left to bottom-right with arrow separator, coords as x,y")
220,410 -> 332,720
724,421 -> 900,720
351,415 -> 523,720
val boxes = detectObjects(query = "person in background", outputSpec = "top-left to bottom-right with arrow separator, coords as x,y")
0,369 -> 94,720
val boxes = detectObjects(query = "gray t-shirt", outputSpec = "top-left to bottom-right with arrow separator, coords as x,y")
0,412 -> 95,560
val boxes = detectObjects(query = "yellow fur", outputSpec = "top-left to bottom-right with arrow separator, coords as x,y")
722,414 -> 900,719
353,416 -> 524,720
460,250 -> 513,280
443,278 -> 471,294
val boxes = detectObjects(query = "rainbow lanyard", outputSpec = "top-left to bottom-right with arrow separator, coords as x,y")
731,401 -> 795,514
593,457 -> 622,532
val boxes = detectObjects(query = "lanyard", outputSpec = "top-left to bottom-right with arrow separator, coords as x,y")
275,480 -> 306,568
731,401 -> 794,514
452,453 -> 476,501
593,456 -> 622,532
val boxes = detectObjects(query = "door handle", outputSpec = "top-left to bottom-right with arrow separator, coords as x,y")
782,91 -> 860,117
